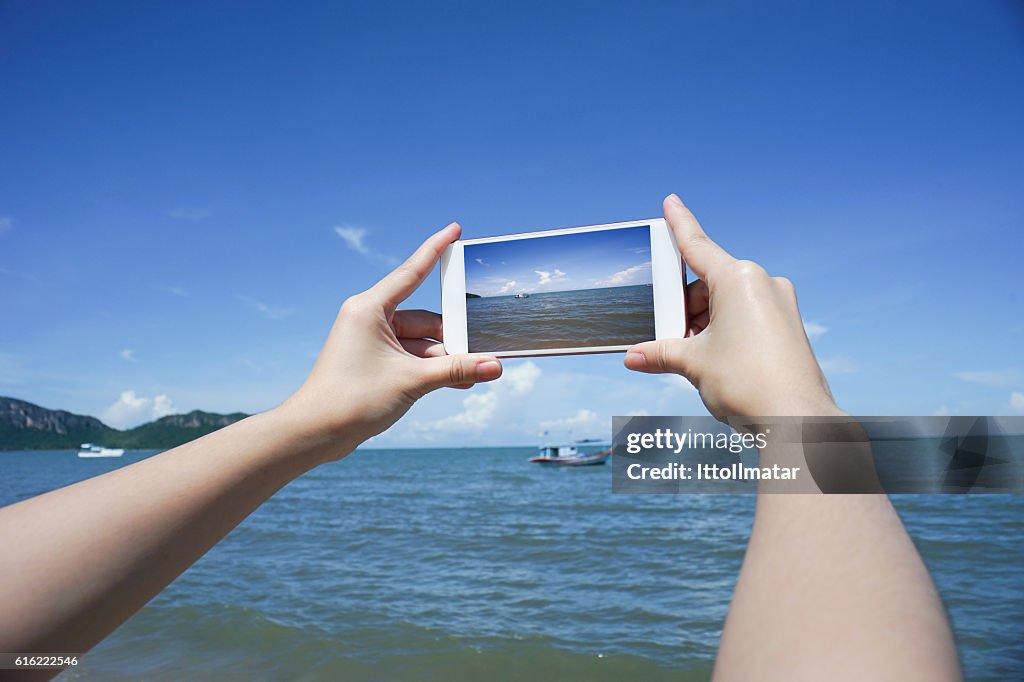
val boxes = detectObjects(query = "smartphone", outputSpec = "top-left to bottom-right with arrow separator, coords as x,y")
440,218 -> 686,357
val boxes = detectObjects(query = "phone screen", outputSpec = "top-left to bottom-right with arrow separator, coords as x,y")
462,224 -> 656,353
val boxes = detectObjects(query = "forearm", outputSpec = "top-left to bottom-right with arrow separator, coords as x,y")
0,405 -> 348,658
714,417 -> 960,680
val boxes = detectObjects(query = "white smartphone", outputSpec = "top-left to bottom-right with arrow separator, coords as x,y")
440,218 -> 686,357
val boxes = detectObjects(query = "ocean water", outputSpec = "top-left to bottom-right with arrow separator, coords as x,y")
0,448 -> 1021,681
467,285 -> 655,352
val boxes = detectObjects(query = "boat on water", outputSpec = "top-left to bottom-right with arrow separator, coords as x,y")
77,443 -> 125,458
529,443 -> 612,466
513,293 -> 530,299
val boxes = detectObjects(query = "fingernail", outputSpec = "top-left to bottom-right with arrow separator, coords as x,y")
475,359 -> 502,380
666,193 -> 683,206
624,351 -> 648,370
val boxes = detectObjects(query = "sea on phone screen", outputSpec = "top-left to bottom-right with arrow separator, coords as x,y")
467,285 -> 655,352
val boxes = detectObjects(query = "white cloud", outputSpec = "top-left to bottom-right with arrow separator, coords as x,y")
152,394 -> 175,417
0,216 -> 12,234
433,390 -> 500,430
334,225 -> 399,265
334,225 -> 369,254
819,356 -> 858,374
593,261 -> 651,288
803,321 -> 828,340
119,348 -> 138,362
1010,392 -> 1024,413
102,390 -> 178,429
168,206 -> 211,221
503,361 -> 542,394
238,295 -> 292,320
535,269 -> 568,286
497,280 -> 518,295
956,369 -> 1020,388
540,408 -> 599,432
475,258 -> 489,267
411,361 -> 541,436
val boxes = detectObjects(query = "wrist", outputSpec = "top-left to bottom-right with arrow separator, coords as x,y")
266,397 -> 362,466
758,393 -> 844,418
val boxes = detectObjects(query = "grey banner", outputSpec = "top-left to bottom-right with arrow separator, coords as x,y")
612,416 -> 1024,494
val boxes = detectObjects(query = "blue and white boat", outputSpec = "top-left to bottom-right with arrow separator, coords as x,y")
529,443 -> 611,466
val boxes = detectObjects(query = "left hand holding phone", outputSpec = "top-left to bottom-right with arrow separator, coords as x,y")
282,222 -> 503,461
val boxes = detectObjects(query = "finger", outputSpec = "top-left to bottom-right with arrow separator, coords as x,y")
418,353 -> 503,392
624,337 -> 701,381
686,279 -> 709,318
393,309 -> 443,341
664,194 -> 735,280
371,222 -> 461,308
399,338 -> 447,358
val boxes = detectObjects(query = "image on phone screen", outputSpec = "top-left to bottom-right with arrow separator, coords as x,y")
463,225 -> 656,353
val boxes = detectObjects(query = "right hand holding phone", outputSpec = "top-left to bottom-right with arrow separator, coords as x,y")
283,222 -> 503,460
625,195 -> 840,418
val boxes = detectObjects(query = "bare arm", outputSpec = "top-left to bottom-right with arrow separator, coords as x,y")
626,195 -> 960,680
0,222 -> 503,669
0,408 -> 333,658
720,473 -> 959,680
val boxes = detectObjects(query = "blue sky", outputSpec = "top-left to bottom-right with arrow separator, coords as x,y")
1,1 -> 1022,443
465,226 -> 652,297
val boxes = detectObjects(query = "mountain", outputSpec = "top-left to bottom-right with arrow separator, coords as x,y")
0,396 -> 248,451
0,397 -> 116,450
112,410 -> 249,449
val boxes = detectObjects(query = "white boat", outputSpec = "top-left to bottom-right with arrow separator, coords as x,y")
529,443 -> 611,466
513,293 -> 530,299
77,443 -> 125,458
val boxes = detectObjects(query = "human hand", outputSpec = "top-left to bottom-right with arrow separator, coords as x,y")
625,195 -> 838,418
283,222 -> 502,458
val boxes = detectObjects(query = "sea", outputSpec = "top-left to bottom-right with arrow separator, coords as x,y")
0,448 -> 1021,681
467,285 -> 655,353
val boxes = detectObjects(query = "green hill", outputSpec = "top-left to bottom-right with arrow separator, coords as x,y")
110,410 -> 249,449
0,396 -> 248,451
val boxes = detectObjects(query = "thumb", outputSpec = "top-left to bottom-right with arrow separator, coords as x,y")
418,353 -> 503,392
625,338 -> 701,382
